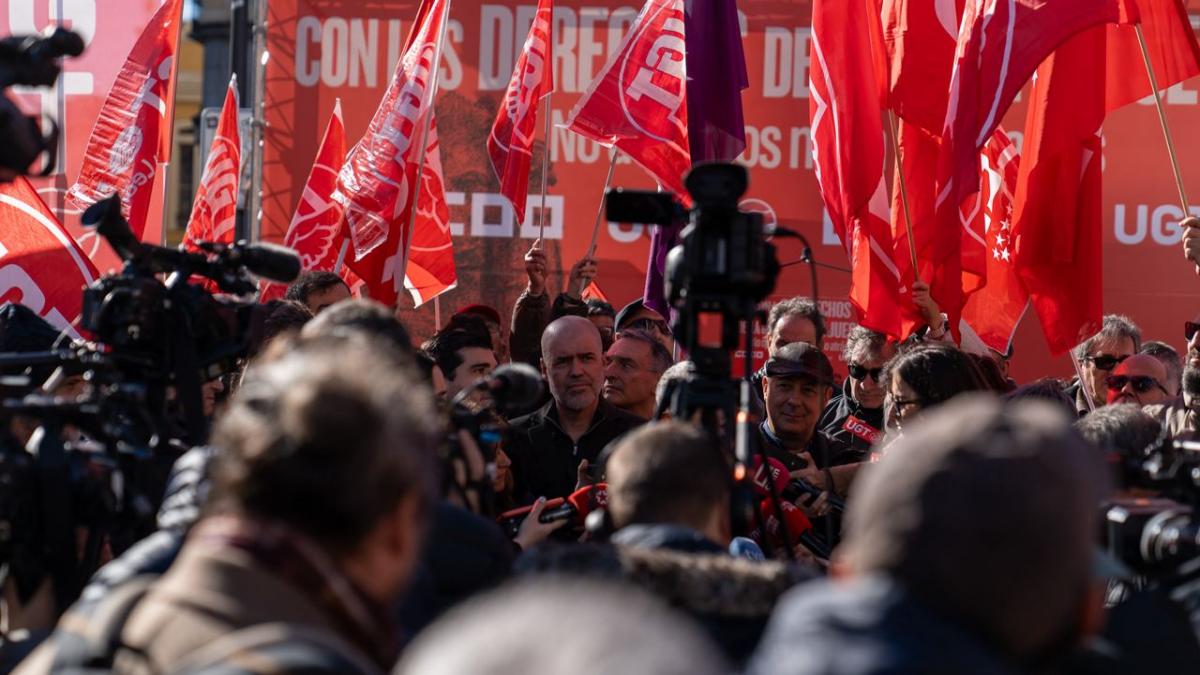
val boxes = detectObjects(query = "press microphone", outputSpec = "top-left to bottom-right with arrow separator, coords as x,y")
458,362 -> 544,415
497,484 -> 608,537
750,455 -> 791,498
231,242 -> 302,283
757,497 -> 830,561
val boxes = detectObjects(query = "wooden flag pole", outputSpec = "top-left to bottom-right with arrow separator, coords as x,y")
578,151 -> 618,297
1135,23 -> 1191,215
886,110 -> 921,275
401,0 -> 454,278
537,93 -> 553,241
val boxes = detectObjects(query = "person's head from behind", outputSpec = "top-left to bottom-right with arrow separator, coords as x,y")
655,360 -> 695,419
208,336 -> 438,604
450,306 -> 506,361
1004,378 -> 1077,419
586,298 -> 616,350
841,326 -> 896,410
1139,340 -> 1182,398
766,297 -> 825,355
540,315 -> 604,415
1074,314 -> 1142,407
423,323 -> 497,400
762,342 -> 835,446
603,328 -> 672,419
1076,404 -> 1163,497
398,579 -> 729,675
1104,353 -> 1171,407
283,270 -> 351,315
606,421 -> 732,545
839,396 -> 1109,664
883,343 -> 985,432
301,298 -> 413,353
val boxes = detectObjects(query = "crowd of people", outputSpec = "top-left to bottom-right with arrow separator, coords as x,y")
3,239 -> 1200,674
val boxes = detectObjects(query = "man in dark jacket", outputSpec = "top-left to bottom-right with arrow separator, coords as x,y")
749,396 -> 1111,675
517,421 -> 811,665
507,316 -> 643,502
759,342 -> 861,498
818,326 -> 895,456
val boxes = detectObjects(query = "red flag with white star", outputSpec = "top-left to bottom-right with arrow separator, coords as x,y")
961,128 -> 1027,354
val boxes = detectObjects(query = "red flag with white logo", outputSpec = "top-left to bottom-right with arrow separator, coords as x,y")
346,116 -> 455,308
809,0 -> 902,338
564,0 -> 692,202
260,100 -> 362,302
67,0 -> 182,240
961,127 -> 1027,354
933,0 -> 1137,339
0,177 -> 99,338
488,0 -> 553,224
183,77 -> 240,250
336,0 -> 449,260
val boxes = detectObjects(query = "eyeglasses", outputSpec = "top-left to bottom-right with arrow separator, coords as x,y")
1106,375 -> 1168,396
1186,321 -> 1200,341
1085,354 -> 1129,372
890,397 -> 922,420
626,317 -> 672,337
848,364 -> 883,381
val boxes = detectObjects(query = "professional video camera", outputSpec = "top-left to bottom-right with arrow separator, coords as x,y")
445,362 -> 544,517
605,163 -> 831,561
0,194 -> 299,614
1105,438 -> 1200,577
0,27 -> 85,180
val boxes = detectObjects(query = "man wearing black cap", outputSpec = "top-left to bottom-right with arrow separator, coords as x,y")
614,299 -> 674,353
759,343 -> 861,499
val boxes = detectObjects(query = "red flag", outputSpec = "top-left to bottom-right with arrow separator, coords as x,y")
810,0 -> 902,338
961,127 -> 1028,353
881,0 -> 965,133
932,0 -> 1136,339
1012,1 -> 1199,354
394,117 -> 457,307
488,0 -> 553,223
183,77 -> 240,250
67,0 -> 183,240
336,0 -> 449,260
1107,0 -> 1200,111
564,0 -> 692,201
260,100 -> 362,302
0,177 -> 99,337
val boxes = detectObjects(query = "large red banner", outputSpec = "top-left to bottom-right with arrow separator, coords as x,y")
0,0 -> 166,273
262,0 -> 1200,383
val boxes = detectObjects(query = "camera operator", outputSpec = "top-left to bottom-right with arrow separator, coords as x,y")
516,422 -> 810,665
19,336 -> 439,674
506,316 -> 643,503
759,343 -> 861,504
750,396 -> 1113,675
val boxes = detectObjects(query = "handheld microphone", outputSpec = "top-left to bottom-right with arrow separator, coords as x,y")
750,455 -> 791,498
497,484 -> 608,537
757,497 -> 830,561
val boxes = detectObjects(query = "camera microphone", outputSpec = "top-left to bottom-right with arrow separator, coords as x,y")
232,242 -> 302,284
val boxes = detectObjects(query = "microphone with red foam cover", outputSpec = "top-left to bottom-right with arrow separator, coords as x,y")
497,484 -> 607,536
750,455 -> 791,498
756,497 -> 830,560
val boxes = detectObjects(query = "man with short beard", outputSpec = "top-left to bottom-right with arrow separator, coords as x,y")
1144,313 -> 1200,440
506,316 -> 644,502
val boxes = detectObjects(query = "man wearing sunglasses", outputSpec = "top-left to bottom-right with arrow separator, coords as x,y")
614,299 -> 674,353
1144,314 -> 1200,440
1067,315 -> 1142,414
818,326 -> 896,455
1103,354 -> 1172,407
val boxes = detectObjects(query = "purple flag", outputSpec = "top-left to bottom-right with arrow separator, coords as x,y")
643,0 -> 748,316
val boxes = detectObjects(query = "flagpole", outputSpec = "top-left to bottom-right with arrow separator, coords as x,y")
1134,24 -> 1191,215
886,110 -> 921,274
161,0 -> 186,245
1069,349 -> 1096,413
400,0 -> 454,279
538,93 -> 553,241
577,151 -> 618,298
